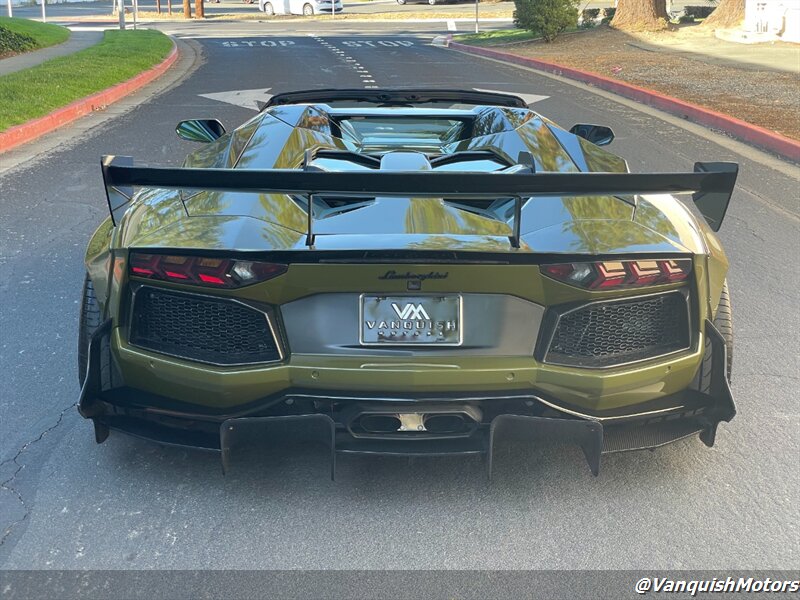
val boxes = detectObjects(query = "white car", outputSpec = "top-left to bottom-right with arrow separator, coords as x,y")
259,0 -> 343,15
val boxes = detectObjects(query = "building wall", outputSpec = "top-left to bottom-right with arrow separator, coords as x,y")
744,0 -> 800,43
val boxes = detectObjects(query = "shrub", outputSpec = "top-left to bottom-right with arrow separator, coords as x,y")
514,0 -> 580,42
582,8 -> 601,20
601,7 -> 616,24
0,26 -> 37,57
684,5 -> 716,18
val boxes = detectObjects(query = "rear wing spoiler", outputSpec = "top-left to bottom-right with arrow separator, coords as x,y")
100,156 -> 738,247
264,88 -> 529,109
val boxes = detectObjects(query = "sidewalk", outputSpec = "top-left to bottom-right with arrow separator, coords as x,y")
624,27 -> 800,75
0,30 -> 103,77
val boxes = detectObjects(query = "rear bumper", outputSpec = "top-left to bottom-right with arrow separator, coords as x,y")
78,321 -> 735,477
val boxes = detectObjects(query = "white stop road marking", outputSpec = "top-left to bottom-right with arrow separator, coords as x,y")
220,40 -> 297,47
340,40 -> 415,48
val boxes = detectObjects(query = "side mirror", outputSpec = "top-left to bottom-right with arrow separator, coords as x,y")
176,119 -> 226,143
569,123 -> 615,146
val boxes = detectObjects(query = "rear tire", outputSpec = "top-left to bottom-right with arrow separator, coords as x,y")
263,1 -> 274,13
302,2 -> 313,14
396,0 -> 406,4
78,274 -> 102,387
693,279 -> 733,393
428,0 -> 436,4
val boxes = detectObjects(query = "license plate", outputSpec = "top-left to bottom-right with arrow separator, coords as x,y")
360,295 -> 462,346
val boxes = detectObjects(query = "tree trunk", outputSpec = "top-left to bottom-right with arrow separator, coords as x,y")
167,0 -> 172,15
195,0 -> 204,18
156,0 -> 161,13
182,0 -> 191,17
611,0 -> 670,31
702,0 -> 745,29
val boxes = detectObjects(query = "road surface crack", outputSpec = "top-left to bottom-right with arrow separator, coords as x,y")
0,401 -> 77,546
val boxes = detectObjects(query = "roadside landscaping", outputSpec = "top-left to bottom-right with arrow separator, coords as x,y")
0,29 -> 172,132
0,17 -> 70,59
454,29 -> 543,46
454,25 -> 800,142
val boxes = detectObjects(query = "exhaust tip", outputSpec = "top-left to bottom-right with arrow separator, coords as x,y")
424,414 -> 469,434
359,414 -> 401,434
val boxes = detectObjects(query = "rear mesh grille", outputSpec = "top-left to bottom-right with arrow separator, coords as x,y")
544,292 -> 690,367
130,287 -> 280,365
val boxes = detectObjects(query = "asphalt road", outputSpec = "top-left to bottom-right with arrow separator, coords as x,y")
1,20 -> 798,577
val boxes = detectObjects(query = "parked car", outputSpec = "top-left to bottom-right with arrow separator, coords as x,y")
81,88 -> 738,477
258,0 -> 343,15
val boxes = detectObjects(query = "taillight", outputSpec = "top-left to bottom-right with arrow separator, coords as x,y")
541,259 -> 691,289
129,253 -> 287,288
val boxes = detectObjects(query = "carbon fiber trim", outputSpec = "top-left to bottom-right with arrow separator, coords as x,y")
602,420 -> 704,453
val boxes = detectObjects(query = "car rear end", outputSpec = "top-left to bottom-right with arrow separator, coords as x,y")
80,249 -> 734,475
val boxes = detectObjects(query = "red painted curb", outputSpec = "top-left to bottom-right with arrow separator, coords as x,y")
449,42 -> 800,163
0,42 -> 179,154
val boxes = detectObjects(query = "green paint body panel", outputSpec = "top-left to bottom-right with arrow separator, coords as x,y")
85,98 -> 731,416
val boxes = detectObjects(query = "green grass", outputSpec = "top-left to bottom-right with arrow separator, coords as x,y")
0,17 -> 70,56
455,26 -> 577,46
0,29 -> 173,132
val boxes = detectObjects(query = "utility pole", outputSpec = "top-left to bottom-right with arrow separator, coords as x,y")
6,0 -> 12,18
474,0 -> 479,33
132,0 -> 137,28
118,0 -> 126,29
41,0 -> 46,23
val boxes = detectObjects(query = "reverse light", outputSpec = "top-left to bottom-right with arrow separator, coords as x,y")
541,259 -> 692,289
129,253 -> 287,288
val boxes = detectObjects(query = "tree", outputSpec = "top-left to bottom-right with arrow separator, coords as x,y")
702,0 -> 745,29
195,0 -> 204,18
183,0 -> 191,18
513,0 -> 580,43
610,0 -> 670,31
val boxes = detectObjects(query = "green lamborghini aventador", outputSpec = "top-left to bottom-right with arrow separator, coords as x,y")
78,89 -> 738,475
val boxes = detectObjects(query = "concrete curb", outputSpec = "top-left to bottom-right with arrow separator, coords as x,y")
448,42 -> 800,163
0,42 -> 180,154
